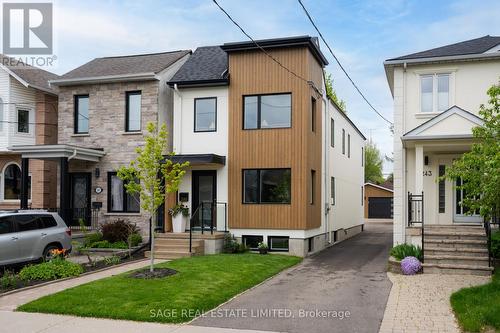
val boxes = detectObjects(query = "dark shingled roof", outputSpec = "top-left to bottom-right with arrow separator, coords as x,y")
1,54 -> 59,93
388,35 -> 500,61
57,50 -> 191,81
168,46 -> 228,87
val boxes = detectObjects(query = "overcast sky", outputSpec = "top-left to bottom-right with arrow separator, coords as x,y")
48,0 -> 500,175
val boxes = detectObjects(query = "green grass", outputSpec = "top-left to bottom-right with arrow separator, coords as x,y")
450,271 -> 500,332
17,253 -> 301,323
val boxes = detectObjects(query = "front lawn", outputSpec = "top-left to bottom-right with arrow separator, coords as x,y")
18,253 -> 301,323
450,271 -> 500,332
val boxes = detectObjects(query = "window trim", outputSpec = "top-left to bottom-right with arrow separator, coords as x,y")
194,97 -> 217,133
74,94 -> 89,134
242,168 -> 291,205
242,92 -> 292,130
125,91 -> 142,132
16,108 -> 30,134
107,172 -> 140,213
268,236 -> 289,252
419,73 -> 451,113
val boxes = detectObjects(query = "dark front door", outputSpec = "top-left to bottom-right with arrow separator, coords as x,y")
192,171 -> 216,230
368,197 -> 393,219
69,173 -> 91,227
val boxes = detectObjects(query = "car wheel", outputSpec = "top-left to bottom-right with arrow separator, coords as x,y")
43,244 -> 60,262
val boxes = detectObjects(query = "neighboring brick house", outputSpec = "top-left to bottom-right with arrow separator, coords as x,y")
11,51 -> 190,232
1,56 -> 59,210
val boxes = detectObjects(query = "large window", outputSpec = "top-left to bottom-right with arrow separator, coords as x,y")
74,95 -> 89,134
243,169 -> 291,204
108,172 -> 140,212
194,97 -> 217,132
17,109 -> 29,133
125,91 -> 141,132
243,93 -> 291,129
3,163 -> 30,200
268,236 -> 289,252
420,74 -> 450,113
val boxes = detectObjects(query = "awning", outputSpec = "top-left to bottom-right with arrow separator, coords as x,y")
9,144 -> 106,162
166,153 -> 226,166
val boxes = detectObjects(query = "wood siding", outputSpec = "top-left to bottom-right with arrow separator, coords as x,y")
228,47 -> 323,230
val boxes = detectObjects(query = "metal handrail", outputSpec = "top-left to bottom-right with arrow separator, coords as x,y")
188,201 -> 228,253
408,192 -> 424,263
484,209 -> 498,268
189,203 -> 204,253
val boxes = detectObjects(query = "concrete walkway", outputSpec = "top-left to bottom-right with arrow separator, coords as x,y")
379,272 -> 490,333
193,223 -> 394,333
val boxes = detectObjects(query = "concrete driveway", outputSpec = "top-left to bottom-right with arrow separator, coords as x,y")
193,223 -> 393,333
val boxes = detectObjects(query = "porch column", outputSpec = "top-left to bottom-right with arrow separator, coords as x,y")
20,158 -> 29,209
59,157 -> 70,223
415,145 -> 424,194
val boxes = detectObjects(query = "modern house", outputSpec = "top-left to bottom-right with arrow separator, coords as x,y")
0,56 -> 59,210
384,35 -> 500,274
162,36 -> 366,257
10,50 -> 191,231
364,182 -> 393,221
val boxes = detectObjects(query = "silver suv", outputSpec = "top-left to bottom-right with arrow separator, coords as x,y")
0,210 -> 72,266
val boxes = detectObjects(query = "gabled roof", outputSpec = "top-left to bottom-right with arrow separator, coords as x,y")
387,35 -> 500,62
52,50 -> 191,86
402,106 -> 484,141
0,54 -> 59,94
168,46 -> 228,87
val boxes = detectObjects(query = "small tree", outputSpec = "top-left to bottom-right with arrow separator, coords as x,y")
365,140 -> 384,184
324,71 -> 346,112
118,122 -> 188,272
442,83 -> 499,219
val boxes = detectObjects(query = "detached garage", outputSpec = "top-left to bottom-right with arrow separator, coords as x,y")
364,183 -> 393,220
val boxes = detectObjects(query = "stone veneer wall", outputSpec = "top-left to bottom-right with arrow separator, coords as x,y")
57,81 -> 160,234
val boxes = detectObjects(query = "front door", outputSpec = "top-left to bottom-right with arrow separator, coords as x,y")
69,173 -> 91,227
192,171 -> 216,230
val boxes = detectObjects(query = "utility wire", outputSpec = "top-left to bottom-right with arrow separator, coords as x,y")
297,0 -> 393,125
211,0 -> 322,95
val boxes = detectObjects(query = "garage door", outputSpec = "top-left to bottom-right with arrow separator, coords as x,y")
368,197 -> 393,218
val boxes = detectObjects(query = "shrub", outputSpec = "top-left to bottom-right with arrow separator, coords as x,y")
0,270 -> 18,290
492,230 -> 500,259
19,259 -> 83,281
88,240 -> 128,249
390,243 -> 423,261
223,234 -> 248,253
104,256 -> 121,266
83,232 -> 103,247
101,220 -> 138,243
401,256 -> 422,275
128,233 -> 142,247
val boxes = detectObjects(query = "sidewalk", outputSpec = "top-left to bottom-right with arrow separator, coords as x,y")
379,272 -> 490,333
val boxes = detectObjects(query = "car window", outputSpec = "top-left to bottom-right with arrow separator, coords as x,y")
40,215 -> 58,228
0,217 -> 13,234
14,215 -> 41,232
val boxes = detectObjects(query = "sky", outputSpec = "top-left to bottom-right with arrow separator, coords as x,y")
46,0 -> 500,175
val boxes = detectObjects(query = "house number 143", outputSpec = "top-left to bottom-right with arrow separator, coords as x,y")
423,171 -> 432,176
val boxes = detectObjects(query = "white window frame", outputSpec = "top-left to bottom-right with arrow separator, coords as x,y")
0,162 -> 32,202
416,70 -> 456,115
15,106 -> 34,136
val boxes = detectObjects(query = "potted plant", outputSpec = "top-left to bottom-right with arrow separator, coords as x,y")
168,204 -> 189,233
257,242 -> 269,255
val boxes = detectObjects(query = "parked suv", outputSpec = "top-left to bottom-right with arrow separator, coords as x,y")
0,210 -> 72,266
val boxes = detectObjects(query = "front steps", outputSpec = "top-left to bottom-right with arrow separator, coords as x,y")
422,225 -> 493,276
145,234 -> 205,260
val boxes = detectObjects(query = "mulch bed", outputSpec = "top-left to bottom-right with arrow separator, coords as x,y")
128,267 -> 178,279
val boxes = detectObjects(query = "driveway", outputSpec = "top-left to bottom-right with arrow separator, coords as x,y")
193,223 -> 393,333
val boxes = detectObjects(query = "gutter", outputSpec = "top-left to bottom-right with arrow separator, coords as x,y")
384,52 -> 500,66
49,72 -> 158,86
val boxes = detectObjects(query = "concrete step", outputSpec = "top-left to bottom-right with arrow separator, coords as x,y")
424,239 -> 487,249
424,231 -> 486,241
155,238 -> 204,246
423,263 -> 493,276
154,244 -> 204,253
425,254 -> 490,266
425,246 -> 489,257
145,250 -> 194,260
425,225 -> 484,233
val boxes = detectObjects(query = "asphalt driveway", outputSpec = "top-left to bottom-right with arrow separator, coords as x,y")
193,223 -> 393,333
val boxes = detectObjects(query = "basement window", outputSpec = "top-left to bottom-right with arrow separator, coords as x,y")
268,236 -> 289,252
242,235 -> 263,250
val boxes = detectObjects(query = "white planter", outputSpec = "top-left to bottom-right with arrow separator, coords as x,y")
172,214 -> 187,233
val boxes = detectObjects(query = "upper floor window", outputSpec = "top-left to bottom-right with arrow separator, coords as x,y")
74,95 -> 89,134
348,134 -> 351,158
342,129 -> 345,154
243,93 -> 291,129
125,91 -> 141,132
0,98 -> 4,131
17,109 -> 29,133
243,168 -> 291,204
311,97 -> 316,132
194,97 -> 216,132
361,147 -> 364,166
420,74 -> 449,113
330,118 -> 334,147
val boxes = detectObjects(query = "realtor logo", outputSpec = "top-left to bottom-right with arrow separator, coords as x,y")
2,3 -> 53,54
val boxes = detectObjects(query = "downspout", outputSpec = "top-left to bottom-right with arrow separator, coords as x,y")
67,149 -> 77,161
173,84 -> 182,153
324,98 -> 331,244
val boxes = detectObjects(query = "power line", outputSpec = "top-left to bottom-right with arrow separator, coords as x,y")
211,0 -> 322,95
297,0 -> 393,125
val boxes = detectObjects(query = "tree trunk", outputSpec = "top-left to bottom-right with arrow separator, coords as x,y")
150,211 -> 156,272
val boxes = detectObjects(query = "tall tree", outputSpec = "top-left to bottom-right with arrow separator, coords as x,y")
443,83 -> 499,219
365,141 -> 384,184
118,122 -> 189,272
